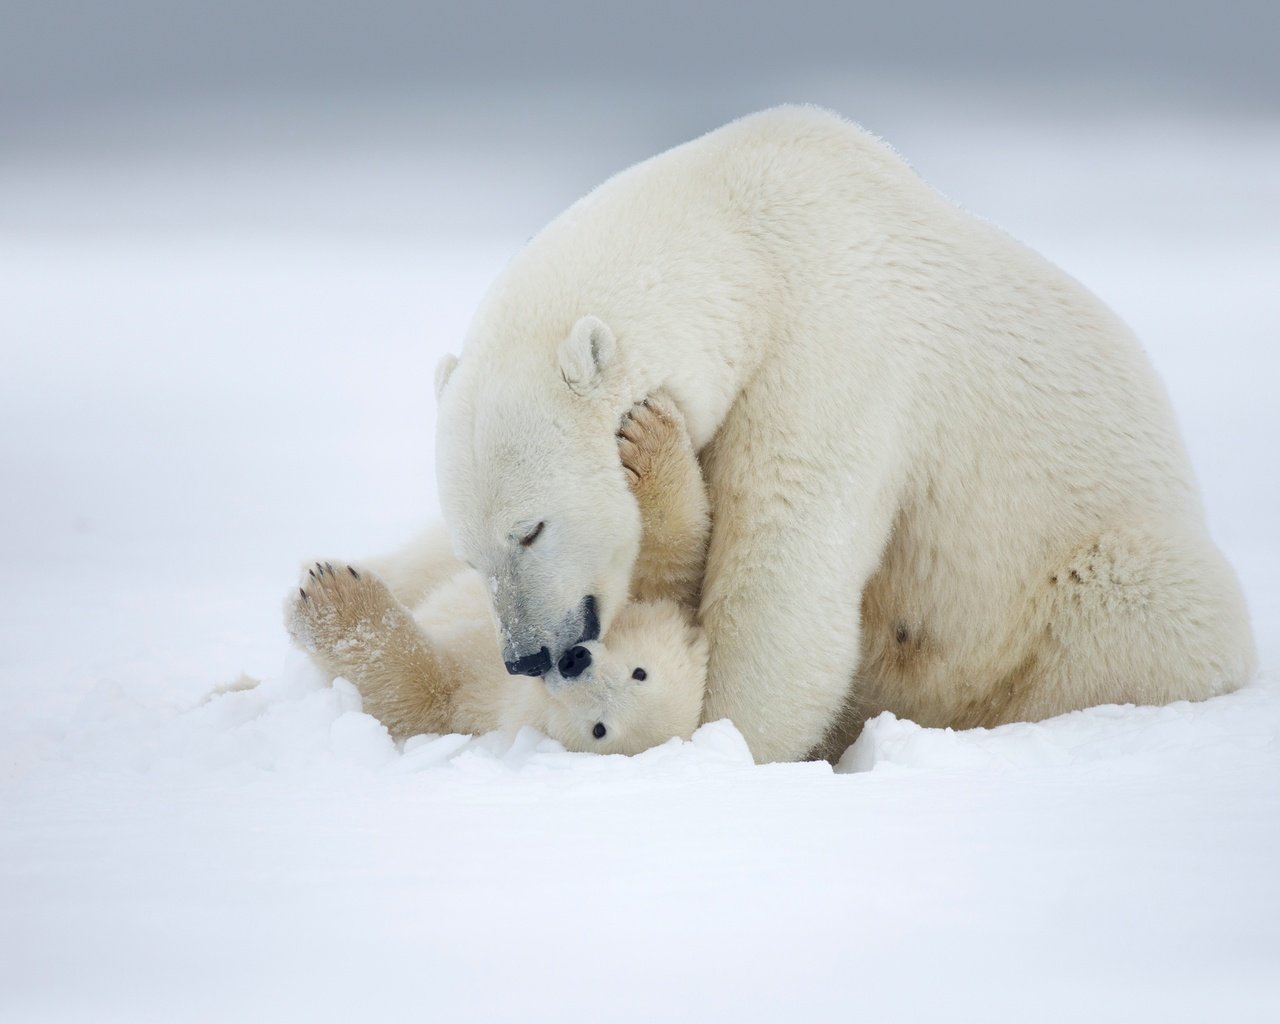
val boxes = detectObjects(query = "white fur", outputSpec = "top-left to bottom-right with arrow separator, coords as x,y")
558,314 -> 616,395
434,353 -> 459,401
285,548 -> 707,756
430,105 -> 1256,763
286,394 -> 713,756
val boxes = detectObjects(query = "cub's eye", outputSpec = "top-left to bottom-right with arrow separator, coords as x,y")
519,521 -> 545,547
592,722 -> 607,739
631,668 -> 647,681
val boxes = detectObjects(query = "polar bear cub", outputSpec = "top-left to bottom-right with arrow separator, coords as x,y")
286,397 -> 710,755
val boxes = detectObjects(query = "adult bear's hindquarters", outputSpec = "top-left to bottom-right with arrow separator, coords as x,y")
998,524 -> 1256,725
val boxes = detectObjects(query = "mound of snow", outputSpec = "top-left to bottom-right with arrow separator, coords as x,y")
839,682 -> 1280,774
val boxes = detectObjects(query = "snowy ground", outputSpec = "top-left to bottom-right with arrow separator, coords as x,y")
2,84 -> 1278,1021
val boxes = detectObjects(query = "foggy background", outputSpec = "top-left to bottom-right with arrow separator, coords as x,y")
6,0 -> 1280,116
5,1 -> 1277,239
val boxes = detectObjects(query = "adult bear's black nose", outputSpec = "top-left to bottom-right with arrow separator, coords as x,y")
505,647 -> 552,677
557,645 -> 592,679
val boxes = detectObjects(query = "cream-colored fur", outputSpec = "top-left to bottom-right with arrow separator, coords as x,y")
429,105 -> 1256,763
618,398 -> 710,610
286,397 -> 710,755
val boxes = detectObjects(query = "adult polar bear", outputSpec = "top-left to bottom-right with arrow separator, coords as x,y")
426,105 -> 1254,763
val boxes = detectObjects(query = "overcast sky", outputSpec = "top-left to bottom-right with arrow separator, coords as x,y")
5,0 -> 1278,118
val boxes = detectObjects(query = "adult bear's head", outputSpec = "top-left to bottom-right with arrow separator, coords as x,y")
434,314 -> 643,678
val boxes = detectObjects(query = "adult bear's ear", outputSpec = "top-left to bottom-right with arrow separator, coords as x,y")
435,353 -> 459,400
558,315 -> 615,395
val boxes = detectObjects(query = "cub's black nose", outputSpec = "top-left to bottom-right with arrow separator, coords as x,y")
557,645 -> 592,679
505,647 -> 552,677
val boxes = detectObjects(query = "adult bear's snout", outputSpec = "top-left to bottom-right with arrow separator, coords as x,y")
499,595 -> 599,678
504,647 -> 552,677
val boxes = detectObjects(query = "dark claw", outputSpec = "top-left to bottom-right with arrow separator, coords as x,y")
299,587 -> 308,601
324,562 -> 334,575
348,566 -> 359,579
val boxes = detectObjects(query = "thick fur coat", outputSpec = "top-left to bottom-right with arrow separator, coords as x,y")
426,105 -> 1254,763
288,398 -> 711,755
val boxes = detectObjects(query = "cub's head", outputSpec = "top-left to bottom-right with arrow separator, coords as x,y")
435,315 -> 642,678
540,600 -> 708,755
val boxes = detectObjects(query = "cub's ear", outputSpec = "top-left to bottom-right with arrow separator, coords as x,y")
435,353 -> 459,400
558,315 -> 616,395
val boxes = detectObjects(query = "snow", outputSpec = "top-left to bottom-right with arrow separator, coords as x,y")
2,87 -> 1278,1021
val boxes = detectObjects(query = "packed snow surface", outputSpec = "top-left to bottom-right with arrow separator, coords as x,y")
2,88 -> 1277,1021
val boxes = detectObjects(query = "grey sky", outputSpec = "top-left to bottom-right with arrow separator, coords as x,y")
5,0 -> 1278,117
